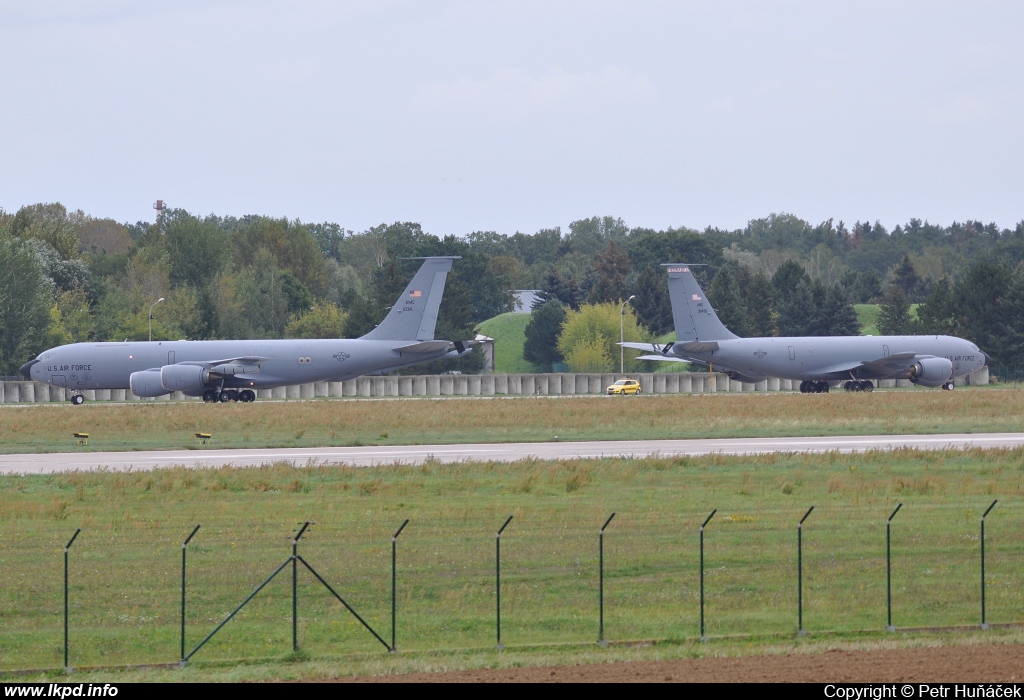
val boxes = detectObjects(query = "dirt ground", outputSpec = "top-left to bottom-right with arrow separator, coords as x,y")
348,644 -> 1024,683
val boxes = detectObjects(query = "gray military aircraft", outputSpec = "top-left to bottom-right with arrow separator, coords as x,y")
621,264 -> 989,392
20,256 -> 474,404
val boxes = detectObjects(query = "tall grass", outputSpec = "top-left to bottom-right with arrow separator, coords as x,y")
1,448 -> 1022,671
0,389 -> 1021,454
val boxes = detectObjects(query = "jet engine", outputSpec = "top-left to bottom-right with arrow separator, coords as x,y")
908,357 -> 953,387
130,369 -> 170,397
160,364 -> 212,392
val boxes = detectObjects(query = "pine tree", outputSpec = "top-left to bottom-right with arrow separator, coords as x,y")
877,285 -> 914,335
776,280 -> 818,336
523,300 -> 566,368
631,267 -> 673,336
822,284 -> 861,335
741,271 -> 777,336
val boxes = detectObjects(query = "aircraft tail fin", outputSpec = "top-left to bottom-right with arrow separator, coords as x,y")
662,264 -> 739,342
361,257 -> 460,341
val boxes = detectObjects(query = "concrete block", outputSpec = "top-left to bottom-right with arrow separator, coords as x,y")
561,374 -> 574,395
654,374 -> 666,393
453,376 -> 468,395
0,382 -> 5,403
386,377 -> 401,396
399,377 -> 413,396
329,382 -> 344,397
468,375 -> 481,395
440,376 -> 454,395
413,376 -> 427,395
17,382 -> 32,402
427,376 -> 441,396
506,375 -> 520,394
767,378 -> 780,391
110,389 -> 125,401
589,375 -> 604,394
640,374 -> 654,393
300,383 -> 315,399
356,378 -> 371,397
521,375 -> 536,395
481,375 -> 495,396
678,374 -> 691,393
969,366 -> 989,385
257,389 -> 273,399
896,379 -> 912,388
546,374 -> 560,395
96,389 -> 111,401
271,386 -> 286,400
314,381 -> 328,397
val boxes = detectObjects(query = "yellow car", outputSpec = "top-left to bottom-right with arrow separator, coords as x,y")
607,378 -> 641,395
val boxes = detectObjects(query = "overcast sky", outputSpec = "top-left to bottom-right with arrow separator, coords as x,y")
1,1 -> 1021,235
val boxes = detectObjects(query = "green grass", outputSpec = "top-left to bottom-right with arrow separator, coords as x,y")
0,388 -> 1018,455
477,312 -> 543,374
2,448 -> 1023,679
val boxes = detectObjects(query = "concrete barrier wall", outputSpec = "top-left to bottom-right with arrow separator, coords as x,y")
0,367 -> 991,403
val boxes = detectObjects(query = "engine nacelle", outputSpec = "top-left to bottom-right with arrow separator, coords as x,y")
160,364 -> 211,392
908,357 -> 953,387
130,369 -> 170,397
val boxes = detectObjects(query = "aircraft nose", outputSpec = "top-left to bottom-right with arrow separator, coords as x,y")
19,360 -> 39,379
982,351 -> 991,366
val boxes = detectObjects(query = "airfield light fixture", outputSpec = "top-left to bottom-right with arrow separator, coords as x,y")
620,296 -> 635,374
149,297 -> 165,342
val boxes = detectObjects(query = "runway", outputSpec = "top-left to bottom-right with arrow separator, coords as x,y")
2,433 -> 1023,474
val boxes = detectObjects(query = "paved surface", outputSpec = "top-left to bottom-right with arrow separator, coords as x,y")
2,433 -> 1024,474
344,643 -> 1024,683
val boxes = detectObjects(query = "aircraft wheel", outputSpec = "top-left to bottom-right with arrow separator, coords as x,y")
219,391 -> 233,403
240,389 -> 256,402
71,394 -> 85,406
817,381 -> 829,393
203,390 -> 218,403
798,381 -> 809,393
844,381 -> 853,391
860,381 -> 874,392
943,381 -> 954,391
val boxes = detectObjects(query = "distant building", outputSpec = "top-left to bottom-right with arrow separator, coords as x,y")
512,290 -> 543,313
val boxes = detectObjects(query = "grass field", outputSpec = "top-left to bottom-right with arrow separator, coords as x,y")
1,448 -> 1023,680
477,313 -> 543,374
0,388 -> 1018,455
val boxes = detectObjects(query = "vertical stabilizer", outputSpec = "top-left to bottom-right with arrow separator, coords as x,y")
663,264 -> 739,341
361,257 -> 460,341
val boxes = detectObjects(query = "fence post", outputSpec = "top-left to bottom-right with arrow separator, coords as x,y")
886,503 -> 903,632
496,515 -> 513,649
63,528 -> 81,673
981,499 -> 998,630
180,525 -> 200,665
598,512 -> 616,646
699,509 -> 716,642
292,521 -> 311,652
797,506 -> 814,635
391,519 -> 409,652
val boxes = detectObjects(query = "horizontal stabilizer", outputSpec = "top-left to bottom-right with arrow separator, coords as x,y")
637,354 -> 689,362
394,340 -> 453,354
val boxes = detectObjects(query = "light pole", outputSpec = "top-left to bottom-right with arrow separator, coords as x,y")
149,297 -> 165,342
619,295 -> 635,375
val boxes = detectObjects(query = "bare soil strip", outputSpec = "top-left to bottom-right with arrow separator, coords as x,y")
346,644 -> 1024,683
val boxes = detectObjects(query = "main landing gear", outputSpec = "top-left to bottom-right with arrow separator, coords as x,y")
942,381 -> 955,391
799,380 -> 830,393
843,380 -> 874,392
70,393 -> 85,405
203,389 -> 256,403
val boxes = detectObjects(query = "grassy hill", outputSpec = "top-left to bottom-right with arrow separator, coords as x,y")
477,312 -> 544,374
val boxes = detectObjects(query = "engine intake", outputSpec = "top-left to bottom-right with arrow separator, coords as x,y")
160,364 -> 212,392
908,357 -> 953,388
130,369 -> 169,398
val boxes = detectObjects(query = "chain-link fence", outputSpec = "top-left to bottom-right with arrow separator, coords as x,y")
1,500 -> 1021,672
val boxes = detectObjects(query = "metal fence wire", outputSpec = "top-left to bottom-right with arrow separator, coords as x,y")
0,501 -> 1022,671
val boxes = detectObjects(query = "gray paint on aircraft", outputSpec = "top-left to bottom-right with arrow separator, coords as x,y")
622,264 -> 988,389
20,257 -> 474,402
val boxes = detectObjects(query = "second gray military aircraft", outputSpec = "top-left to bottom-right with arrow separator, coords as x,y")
20,257 -> 474,404
621,264 -> 988,392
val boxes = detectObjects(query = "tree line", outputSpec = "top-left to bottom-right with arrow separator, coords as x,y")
1,203 -> 1023,376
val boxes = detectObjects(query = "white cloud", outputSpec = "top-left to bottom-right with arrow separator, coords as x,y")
416,67 -> 654,116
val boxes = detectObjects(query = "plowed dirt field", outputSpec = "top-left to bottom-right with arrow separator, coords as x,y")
347,644 -> 1024,683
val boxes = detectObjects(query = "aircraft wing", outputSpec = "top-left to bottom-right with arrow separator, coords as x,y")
816,352 -> 919,380
179,356 -> 270,368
